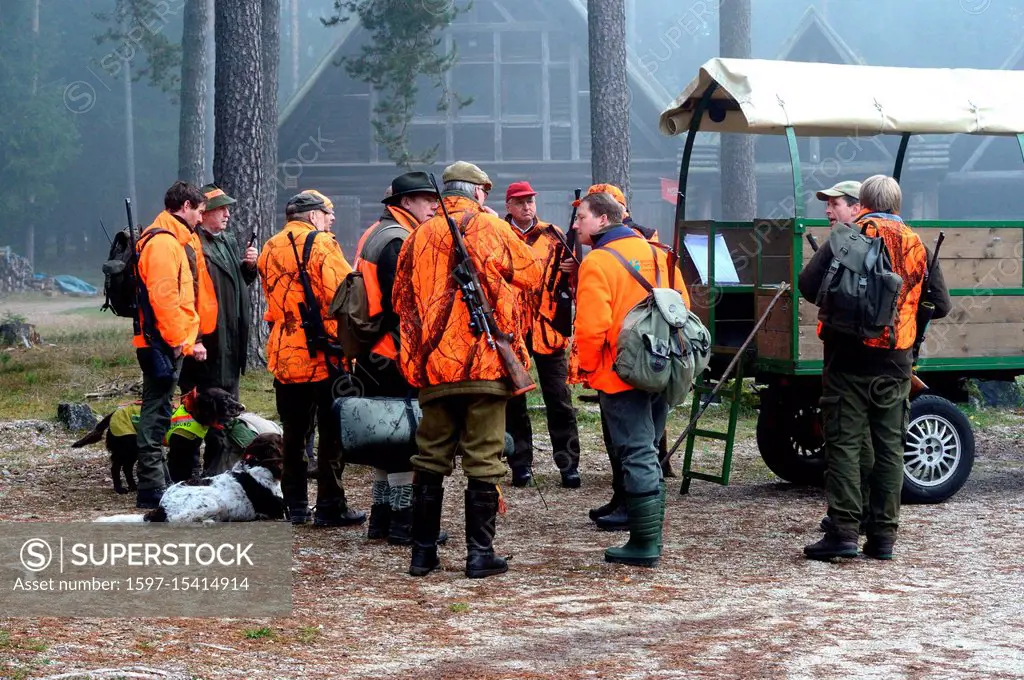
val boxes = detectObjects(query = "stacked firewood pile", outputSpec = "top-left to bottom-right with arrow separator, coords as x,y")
0,246 -> 36,294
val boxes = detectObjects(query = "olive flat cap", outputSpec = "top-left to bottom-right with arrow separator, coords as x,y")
442,161 -> 492,192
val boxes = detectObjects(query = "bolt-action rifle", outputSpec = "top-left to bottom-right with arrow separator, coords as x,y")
431,174 -> 536,397
543,188 -> 583,337
287,231 -> 343,373
912,232 -> 945,363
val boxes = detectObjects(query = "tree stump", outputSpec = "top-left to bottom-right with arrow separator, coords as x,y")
0,322 -> 41,347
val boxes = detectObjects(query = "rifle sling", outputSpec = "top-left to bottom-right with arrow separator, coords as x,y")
453,210 -> 507,340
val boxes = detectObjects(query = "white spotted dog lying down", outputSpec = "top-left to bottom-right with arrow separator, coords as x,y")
96,433 -> 286,523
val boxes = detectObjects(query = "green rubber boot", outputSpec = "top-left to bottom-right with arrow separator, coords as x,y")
657,481 -> 666,556
604,493 -> 662,568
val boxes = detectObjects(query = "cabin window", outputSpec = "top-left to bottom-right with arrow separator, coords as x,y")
452,63 -> 495,118
501,64 -> 542,118
454,123 -> 496,161
500,31 -> 542,63
502,126 -> 542,160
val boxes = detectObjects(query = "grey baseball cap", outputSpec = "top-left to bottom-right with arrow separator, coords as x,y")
816,180 -> 861,202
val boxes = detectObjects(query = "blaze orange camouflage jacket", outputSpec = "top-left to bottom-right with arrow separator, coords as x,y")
507,217 -> 570,355
257,220 -> 352,383
393,194 -> 542,389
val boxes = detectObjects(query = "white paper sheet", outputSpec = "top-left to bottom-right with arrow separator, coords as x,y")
683,233 -> 741,285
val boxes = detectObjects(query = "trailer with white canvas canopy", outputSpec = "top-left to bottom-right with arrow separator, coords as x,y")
661,58 -> 1024,503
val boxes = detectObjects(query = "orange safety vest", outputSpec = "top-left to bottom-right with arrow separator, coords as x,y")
507,216 -> 570,354
354,205 -> 417,360
815,211 -> 927,351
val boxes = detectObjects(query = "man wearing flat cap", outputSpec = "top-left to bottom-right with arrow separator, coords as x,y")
502,180 -> 582,490
349,171 -> 441,545
258,190 -> 365,528
393,161 -> 541,579
174,184 -> 260,477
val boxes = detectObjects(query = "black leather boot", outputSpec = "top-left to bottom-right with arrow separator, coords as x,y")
590,458 -> 625,522
287,506 -> 310,526
389,490 -> 448,546
408,472 -> 444,577
367,479 -> 391,539
511,466 -> 533,488
862,535 -> 895,560
589,492 -> 621,522
366,504 -> 391,539
465,479 -> 508,579
313,487 -> 367,528
804,530 -> 859,560
595,502 -> 629,531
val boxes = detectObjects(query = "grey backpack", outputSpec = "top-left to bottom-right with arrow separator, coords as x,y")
815,223 -> 903,344
603,243 -> 711,407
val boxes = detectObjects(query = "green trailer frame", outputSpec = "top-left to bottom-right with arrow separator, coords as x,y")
660,58 -> 1024,500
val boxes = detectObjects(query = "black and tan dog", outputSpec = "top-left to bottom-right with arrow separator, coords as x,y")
72,388 -> 245,494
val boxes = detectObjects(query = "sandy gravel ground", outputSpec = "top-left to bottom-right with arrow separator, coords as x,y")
1,417 -> 1023,679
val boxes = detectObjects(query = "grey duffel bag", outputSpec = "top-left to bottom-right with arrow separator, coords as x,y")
333,396 -> 513,467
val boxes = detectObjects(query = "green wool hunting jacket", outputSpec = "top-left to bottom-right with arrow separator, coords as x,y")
196,227 -> 258,388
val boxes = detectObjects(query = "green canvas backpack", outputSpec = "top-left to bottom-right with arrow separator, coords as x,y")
329,222 -> 409,360
602,242 -> 711,406
815,223 -> 903,344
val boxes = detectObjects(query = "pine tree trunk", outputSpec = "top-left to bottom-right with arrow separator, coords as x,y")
587,0 -> 630,197
289,0 -> 300,96
213,0 -> 267,367
248,0 -> 279,367
719,0 -> 756,220
25,0 -> 40,268
178,0 -> 211,185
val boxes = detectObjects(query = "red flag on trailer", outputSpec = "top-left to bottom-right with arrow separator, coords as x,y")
660,177 -> 678,205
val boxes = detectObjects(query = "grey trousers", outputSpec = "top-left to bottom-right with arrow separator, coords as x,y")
599,389 -> 668,497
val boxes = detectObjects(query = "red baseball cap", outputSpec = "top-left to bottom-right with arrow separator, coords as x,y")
505,181 -> 537,201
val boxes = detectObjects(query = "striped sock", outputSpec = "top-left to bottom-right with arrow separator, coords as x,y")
389,483 -> 413,511
371,480 -> 390,506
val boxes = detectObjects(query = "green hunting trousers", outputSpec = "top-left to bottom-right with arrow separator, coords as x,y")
413,393 -> 508,484
820,370 -> 910,542
135,350 -> 184,491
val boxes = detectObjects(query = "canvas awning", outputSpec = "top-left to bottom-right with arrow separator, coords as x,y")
659,58 -> 1024,138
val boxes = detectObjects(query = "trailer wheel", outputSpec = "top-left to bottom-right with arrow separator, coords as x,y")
902,394 -> 974,504
756,394 -> 826,486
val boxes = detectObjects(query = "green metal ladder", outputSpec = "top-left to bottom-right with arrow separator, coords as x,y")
680,347 -> 746,495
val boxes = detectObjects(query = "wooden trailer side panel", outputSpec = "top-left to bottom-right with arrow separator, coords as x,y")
793,292 -> 1024,360
788,225 -> 1024,361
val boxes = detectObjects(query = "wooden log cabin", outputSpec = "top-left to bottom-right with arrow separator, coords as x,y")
275,0 -> 683,256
